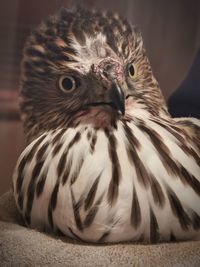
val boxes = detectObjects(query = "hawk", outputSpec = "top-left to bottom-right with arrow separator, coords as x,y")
13,7 -> 200,243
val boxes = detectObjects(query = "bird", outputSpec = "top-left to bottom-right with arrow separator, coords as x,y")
12,6 -> 200,243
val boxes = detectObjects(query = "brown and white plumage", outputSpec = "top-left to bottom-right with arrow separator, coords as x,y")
13,7 -> 200,243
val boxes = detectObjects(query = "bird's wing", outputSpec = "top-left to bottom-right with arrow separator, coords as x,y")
173,117 -> 200,151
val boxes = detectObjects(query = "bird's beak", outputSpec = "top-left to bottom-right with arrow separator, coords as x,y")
109,81 -> 125,115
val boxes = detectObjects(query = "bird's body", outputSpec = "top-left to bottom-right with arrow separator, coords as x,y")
13,110 -> 200,243
13,7 -> 200,243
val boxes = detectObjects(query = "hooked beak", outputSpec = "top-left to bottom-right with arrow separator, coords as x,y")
109,82 -> 125,115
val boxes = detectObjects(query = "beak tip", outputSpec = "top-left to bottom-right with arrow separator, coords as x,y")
110,82 -> 125,117
117,108 -> 125,116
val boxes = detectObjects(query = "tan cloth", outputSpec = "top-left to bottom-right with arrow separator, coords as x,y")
0,191 -> 200,267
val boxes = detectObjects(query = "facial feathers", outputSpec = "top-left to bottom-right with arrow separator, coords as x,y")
20,7 -> 167,142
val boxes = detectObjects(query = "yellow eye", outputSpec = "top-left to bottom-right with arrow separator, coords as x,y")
58,75 -> 77,93
128,63 -> 137,79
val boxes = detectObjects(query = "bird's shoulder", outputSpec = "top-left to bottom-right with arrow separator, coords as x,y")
172,117 -> 200,145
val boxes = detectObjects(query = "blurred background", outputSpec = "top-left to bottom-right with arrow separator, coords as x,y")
0,0 -> 200,195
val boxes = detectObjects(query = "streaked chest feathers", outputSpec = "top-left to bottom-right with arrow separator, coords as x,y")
13,113 -> 200,243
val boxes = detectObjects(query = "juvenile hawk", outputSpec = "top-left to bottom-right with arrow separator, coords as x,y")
13,7 -> 200,243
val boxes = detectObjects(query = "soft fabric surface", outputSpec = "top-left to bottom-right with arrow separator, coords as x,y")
0,191 -> 200,267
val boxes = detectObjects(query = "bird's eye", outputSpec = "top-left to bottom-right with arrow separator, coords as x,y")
58,75 -> 77,92
128,63 -> 137,79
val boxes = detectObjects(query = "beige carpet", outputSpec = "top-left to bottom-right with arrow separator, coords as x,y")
0,191 -> 200,267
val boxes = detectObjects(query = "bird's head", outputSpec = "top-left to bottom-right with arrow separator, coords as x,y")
20,7 -> 168,141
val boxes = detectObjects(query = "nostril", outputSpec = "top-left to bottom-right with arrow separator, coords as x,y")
103,70 -> 108,78
103,63 -> 113,76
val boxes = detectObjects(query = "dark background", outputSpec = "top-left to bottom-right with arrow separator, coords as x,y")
0,0 -> 200,195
